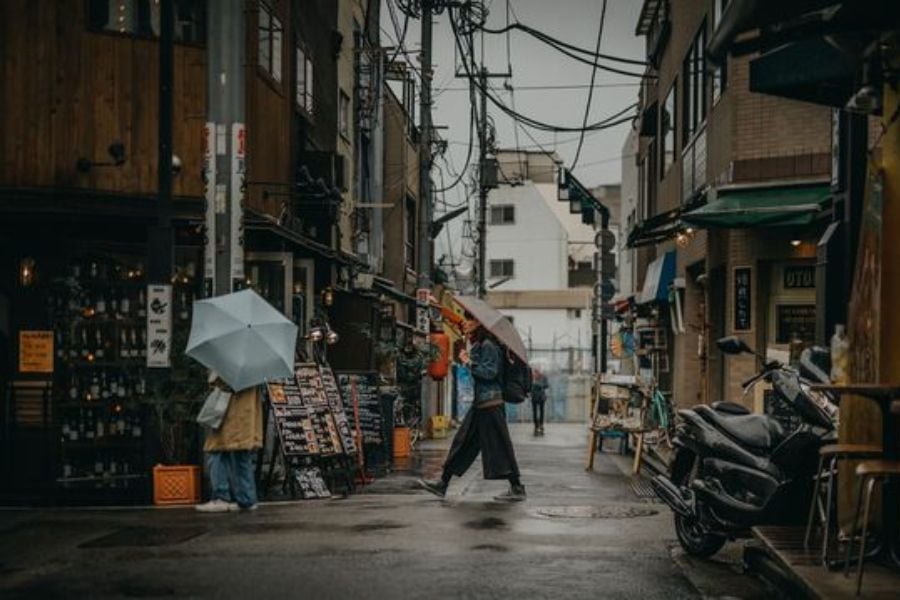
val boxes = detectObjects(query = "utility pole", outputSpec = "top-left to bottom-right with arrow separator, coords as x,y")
206,0 -> 246,297
149,0 -> 174,285
477,67 -> 488,298
417,1 -> 434,290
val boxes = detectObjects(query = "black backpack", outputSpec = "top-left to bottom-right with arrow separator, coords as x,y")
502,351 -> 532,405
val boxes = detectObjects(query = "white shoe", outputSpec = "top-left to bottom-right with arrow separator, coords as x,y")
240,504 -> 259,512
195,499 -> 235,513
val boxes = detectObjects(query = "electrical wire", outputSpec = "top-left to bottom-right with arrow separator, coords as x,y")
481,22 -> 648,67
571,0 -> 608,170
450,9 -> 637,133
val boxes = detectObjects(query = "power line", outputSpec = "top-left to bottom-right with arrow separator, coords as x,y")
572,0 -> 608,170
481,22 -> 647,67
437,82 -> 641,92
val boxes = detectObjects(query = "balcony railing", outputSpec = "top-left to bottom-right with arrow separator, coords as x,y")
682,126 -> 707,203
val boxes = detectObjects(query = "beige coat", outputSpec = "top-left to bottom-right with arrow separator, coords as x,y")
203,386 -> 264,452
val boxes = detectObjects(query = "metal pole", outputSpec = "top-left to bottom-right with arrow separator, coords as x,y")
477,67 -> 488,298
149,0 -> 174,284
208,0 -> 246,295
417,1 -> 433,289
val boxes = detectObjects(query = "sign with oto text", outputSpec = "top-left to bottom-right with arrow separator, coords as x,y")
19,330 -> 53,373
733,267 -> 752,332
146,285 -> 173,368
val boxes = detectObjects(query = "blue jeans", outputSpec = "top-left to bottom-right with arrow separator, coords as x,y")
206,450 -> 258,508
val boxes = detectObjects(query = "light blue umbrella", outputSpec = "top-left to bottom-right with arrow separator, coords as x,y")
185,288 -> 298,391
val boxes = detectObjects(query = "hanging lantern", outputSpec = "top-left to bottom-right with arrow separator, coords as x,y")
427,332 -> 450,380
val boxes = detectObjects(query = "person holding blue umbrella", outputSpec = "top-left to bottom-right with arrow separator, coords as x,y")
186,289 -> 299,512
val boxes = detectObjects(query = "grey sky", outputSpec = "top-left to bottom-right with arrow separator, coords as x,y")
381,0 -> 645,268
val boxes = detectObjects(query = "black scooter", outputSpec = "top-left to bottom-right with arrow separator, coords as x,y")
651,336 -> 838,557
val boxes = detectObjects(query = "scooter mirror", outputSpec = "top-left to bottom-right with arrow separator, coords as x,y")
716,336 -> 753,355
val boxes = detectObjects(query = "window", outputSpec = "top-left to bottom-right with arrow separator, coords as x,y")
489,260 -> 514,278
683,22 -> 708,145
258,2 -> 282,83
489,205 -> 515,225
339,90 -> 350,138
660,81 -> 676,176
87,0 -> 205,44
405,196 -> 416,270
567,309 -> 583,320
296,45 -> 314,114
712,0 -> 729,103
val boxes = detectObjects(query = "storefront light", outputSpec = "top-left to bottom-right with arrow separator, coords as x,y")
326,328 -> 340,345
308,327 -> 325,342
322,287 -> 334,307
19,257 -> 36,287
790,239 -> 802,247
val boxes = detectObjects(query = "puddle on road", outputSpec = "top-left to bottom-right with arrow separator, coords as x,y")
464,516 -> 508,530
533,505 -> 658,519
350,520 -> 409,532
471,544 -> 510,552
79,526 -> 207,549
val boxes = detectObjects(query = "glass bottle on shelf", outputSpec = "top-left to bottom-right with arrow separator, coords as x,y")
100,371 -> 110,400
120,290 -> 131,317
137,289 -> 147,318
117,409 -> 126,436
80,328 -> 90,358
179,292 -> 190,321
117,375 -> 127,399
56,329 -> 65,359
95,328 -> 105,359
120,329 -> 130,359
84,409 -> 95,440
95,292 -> 106,315
68,373 -> 79,401
130,328 -> 139,358
96,407 -> 105,438
137,372 -> 147,395
138,329 -> 147,358
61,412 -> 71,442
89,374 -> 100,400
132,414 -> 142,437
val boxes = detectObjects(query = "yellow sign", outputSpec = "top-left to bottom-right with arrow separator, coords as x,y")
19,330 -> 54,373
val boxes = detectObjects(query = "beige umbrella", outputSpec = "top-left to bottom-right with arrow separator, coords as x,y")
452,295 -> 528,362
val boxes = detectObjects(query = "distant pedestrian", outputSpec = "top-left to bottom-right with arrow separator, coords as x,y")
531,369 -> 549,436
196,372 -> 263,512
419,317 -> 526,502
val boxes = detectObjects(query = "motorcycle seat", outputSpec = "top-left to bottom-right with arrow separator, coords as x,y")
712,401 -> 751,415
695,405 -> 786,451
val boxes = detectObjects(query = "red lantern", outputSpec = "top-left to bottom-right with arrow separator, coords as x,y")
428,332 -> 450,380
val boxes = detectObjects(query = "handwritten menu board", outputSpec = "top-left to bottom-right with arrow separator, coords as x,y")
319,367 -> 357,455
734,267 -> 752,331
267,377 -> 318,457
268,364 -> 350,458
775,304 -> 816,344
337,373 -> 383,445
294,364 -> 344,457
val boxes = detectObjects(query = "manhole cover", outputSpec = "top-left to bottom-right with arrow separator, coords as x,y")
79,526 -> 207,549
535,505 -> 658,519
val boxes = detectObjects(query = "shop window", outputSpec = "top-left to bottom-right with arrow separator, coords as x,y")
660,81 -> 676,177
258,2 -> 283,83
489,259 -> 514,278
489,205 -> 515,225
87,0 -> 206,44
711,0 -> 729,103
296,44 -> 314,115
682,21 -> 708,145
339,90 -> 351,138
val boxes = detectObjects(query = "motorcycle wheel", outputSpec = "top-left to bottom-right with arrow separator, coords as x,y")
673,451 -> 726,558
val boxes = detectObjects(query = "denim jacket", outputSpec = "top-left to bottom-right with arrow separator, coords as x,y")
470,338 -> 504,406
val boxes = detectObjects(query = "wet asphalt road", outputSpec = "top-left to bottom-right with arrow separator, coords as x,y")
0,424 -> 762,599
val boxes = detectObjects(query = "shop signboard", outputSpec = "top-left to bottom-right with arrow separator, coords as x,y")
775,304 -> 816,344
783,265 -> 815,289
416,288 -> 430,333
230,123 -> 246,286
146,285 -> 173,368
733,267 -> 752,332
203,122 -> 217,295
18,330 -> 53,373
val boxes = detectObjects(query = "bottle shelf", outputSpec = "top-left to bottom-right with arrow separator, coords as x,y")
61,438 -> 144,449
56,474 -> 146,484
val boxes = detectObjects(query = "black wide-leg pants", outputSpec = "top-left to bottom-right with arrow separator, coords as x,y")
532,400 -> 545,428
443,404 -> 520,480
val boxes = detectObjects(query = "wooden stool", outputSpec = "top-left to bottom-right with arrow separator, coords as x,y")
843,459 -> 900,595
804,443 -> 882,565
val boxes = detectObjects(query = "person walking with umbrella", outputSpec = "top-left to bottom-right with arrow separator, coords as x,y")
419,313 -> 526,502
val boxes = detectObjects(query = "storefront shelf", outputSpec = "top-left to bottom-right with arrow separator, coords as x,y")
64,361 -> 147,369
61,438 -> 144,449
56,474 -> 146,484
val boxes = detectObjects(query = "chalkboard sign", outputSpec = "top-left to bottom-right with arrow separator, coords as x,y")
319,367 -> 357,455
338,373 -> 383,445
267,377 -> 319,457
775,304 -> 816,344
294,364 -> 344,457
734,267 -> 752,331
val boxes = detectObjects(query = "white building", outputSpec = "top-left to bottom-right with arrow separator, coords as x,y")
619,128 -> 640,299
484,150 -> 596,374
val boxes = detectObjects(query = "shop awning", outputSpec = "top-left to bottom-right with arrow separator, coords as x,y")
243,206 -> 364,267
638,251 -> 676,305
626,207 -> 682,248
681,184 -> 830,229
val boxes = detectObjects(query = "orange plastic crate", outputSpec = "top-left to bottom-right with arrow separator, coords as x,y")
152,464 -> 201,506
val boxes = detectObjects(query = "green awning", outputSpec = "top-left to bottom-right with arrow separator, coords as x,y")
681,184 -> 831,228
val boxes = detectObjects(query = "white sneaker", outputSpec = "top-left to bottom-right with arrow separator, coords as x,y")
240,504 -> 259,512
195,499 -> 235,513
